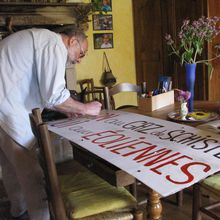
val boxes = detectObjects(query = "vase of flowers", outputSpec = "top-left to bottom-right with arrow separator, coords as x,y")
165,16 -> 220,112
185,63 -> 196,112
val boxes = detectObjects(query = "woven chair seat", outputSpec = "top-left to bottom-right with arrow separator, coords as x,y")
201,174 -> 220,197
78,211 -> 133,220
59,171 -> 136,219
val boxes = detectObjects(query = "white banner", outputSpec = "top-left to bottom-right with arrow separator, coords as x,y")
48,110 -> 220,197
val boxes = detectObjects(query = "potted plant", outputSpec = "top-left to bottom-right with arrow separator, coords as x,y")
165,16 -> 220,112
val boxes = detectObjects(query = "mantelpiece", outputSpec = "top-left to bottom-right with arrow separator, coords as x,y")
0,2 -> 92,35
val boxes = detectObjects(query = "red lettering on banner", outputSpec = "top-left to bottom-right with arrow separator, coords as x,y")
83,131 -> 152,152
166,162 -> 211,184
100,137 -> 132,148
111,145 -> 136,154
92,134 -> 127,147
122,145 -> 157,157
150,155 -> 192,175
106,139 -> 140,149
110,141 -> 153,155
82,130 -> 115,140
81,129 -> 212,186
137,149 -> 180,164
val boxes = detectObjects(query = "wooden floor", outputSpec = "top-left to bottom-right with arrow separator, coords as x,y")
162,191 -> 213,220
136,184 -> 215,220
0,179 -> 218,220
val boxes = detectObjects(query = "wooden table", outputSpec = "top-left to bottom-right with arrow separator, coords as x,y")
48,101 -> 220,220
125,100 -> 220,122
123,100 -> 220,219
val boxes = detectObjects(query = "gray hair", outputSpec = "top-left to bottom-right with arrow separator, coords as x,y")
53,24 -> 87,40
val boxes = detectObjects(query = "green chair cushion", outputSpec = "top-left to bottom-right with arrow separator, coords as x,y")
59,171 -> 136,219
77,211 -> 133,220
202,174 -> 220,197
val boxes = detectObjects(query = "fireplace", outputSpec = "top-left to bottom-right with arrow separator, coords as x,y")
0,2 -> 91,39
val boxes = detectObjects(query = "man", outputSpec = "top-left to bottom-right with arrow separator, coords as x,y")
0,26 -> 101,220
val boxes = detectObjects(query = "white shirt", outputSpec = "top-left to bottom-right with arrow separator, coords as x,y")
0,29 -> 70,148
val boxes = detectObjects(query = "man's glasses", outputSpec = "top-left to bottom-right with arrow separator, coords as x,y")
76,39 -> 86,58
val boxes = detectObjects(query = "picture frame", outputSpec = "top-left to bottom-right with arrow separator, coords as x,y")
92,0 -> 112,12
92,14 -> 113,30
93,33 -> 113,49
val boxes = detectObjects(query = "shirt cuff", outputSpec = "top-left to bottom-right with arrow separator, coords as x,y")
44,88 -> 70,109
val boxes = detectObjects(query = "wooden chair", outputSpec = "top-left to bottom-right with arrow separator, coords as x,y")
78,78 -> 94,93
192,174 -> 220,220
30,108 -> 142,220
86,86 -> 107,108
78,78 -> 95,102
104,82 -> 141,110
78,78 -> 107,106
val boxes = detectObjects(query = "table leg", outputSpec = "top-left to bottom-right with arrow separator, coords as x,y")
148,190 -> 162,220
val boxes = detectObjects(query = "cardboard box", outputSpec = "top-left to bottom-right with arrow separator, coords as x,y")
138,90 -> 174,112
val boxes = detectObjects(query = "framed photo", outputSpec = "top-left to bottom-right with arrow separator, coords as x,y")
92,0 -> 112,12
93,33 -> 113,49
92,14 -> 113,30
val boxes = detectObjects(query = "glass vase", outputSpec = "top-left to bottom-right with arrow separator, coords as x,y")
185,63 -> 196,112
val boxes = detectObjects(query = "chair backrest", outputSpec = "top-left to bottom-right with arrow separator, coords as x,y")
104,83 -> 141,110
78,78 -> 94,92
78,78 -> 95,102
78,79 -> 108,108
88,86 -> 108,109
29,108 -> 67,220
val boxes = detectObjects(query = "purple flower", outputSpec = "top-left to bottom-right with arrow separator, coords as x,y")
174,89 -> 191,102
165,16 -> 220,70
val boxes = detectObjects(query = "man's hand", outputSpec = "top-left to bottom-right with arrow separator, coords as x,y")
54,97 -> 102,117
84,101 -> 102,116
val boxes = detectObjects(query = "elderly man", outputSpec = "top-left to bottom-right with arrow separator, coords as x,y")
0,25 -> 101,220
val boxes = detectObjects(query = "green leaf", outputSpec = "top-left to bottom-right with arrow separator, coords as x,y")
183,50 -> 193,63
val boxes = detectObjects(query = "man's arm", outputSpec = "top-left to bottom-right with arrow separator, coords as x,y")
54,97 -> 102,116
